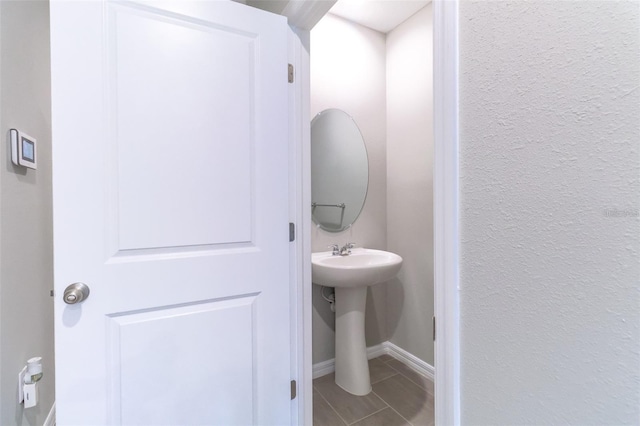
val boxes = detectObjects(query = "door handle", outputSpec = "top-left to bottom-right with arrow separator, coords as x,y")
63,282 -> 90,304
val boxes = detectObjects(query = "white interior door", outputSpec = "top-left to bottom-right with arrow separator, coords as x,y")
50,1 -> 291,424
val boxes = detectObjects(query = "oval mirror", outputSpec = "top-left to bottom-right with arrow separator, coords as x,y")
311,109 -> 369,232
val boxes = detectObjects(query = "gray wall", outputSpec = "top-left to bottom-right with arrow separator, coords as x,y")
459,1 -> 640,424
310,13 -> 388,363
0,1 -> 55,425
386,4 -> 434,365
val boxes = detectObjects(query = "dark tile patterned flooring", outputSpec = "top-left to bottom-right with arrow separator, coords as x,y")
313,355 -> 434,426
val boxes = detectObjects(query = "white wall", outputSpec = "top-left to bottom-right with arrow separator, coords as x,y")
459,1 -> 640,424
386,4 -> 434,365
0,1 -> 55,425
310,13 -> 388,363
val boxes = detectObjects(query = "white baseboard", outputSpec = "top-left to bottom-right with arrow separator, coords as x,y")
312,358 -> 335,379
43,401 -> 55,426
365,342 -> 386,359
312,341 -> 434,382
385,341 -> 435,381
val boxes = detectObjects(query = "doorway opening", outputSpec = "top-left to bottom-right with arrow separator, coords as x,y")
308,2 -> 436,424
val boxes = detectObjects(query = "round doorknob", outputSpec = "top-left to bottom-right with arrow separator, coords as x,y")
63,282 -> 90,305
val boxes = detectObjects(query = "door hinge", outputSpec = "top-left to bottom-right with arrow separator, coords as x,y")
288,63 -> 294,83
433,316 -> 436,341
290,380 -> 297,400
289,223 -> 295,242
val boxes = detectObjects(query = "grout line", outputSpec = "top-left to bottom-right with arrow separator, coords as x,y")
313,358 -> 432,425
371,389 -> 414,426
386,360 -> 433,395
399,370 -> 431,396
315,387 -> 351,426
348,406 -> 390,425
370,371 -> 399,385
401,370 -> 433,396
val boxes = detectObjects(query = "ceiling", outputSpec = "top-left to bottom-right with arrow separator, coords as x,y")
329,0 -> 430,34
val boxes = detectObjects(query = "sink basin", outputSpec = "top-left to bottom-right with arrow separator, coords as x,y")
312,248 -> 403,288
311,248 -> 403,396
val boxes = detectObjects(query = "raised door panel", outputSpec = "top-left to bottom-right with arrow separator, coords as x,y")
108,296 -> 257,425
109,4 -> 255,252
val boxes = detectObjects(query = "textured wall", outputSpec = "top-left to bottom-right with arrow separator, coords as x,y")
459,1 -> 640,424
386,4 -> 434,365
310,13 -> 388,363
0,1 -> 55,425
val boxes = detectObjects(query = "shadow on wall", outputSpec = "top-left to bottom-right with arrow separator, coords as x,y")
385,276 -> 405,338
5,129 -> 28,177
15,401 -> 45,426
313,284 -> 335,330
313,279 -> 405,346
365,283 -> 385,344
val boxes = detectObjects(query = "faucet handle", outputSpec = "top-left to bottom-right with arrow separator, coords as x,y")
339,242 -> 356,256
328,244 -> 340,255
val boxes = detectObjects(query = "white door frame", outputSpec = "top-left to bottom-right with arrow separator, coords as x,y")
286,0 -> 460,424
433,0 -> 461,424
287,26 -> 313,426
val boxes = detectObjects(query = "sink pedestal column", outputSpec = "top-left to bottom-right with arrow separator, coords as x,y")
334,286 -> 371,395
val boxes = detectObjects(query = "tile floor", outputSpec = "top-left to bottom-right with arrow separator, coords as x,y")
313,355 -> 435,426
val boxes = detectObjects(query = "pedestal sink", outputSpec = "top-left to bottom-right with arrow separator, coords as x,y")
312,248 -> 403,395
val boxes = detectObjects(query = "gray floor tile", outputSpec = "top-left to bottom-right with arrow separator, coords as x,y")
372,374 -> 434,426
313,389 -> 347,426
376,354 -> 394,363
351,408 -> 410,426
387,359 -> 435,395
369,358 -> 398,384
314,374 -> 388,424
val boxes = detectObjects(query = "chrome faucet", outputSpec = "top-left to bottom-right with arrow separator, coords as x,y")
339,242 -> 355,256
